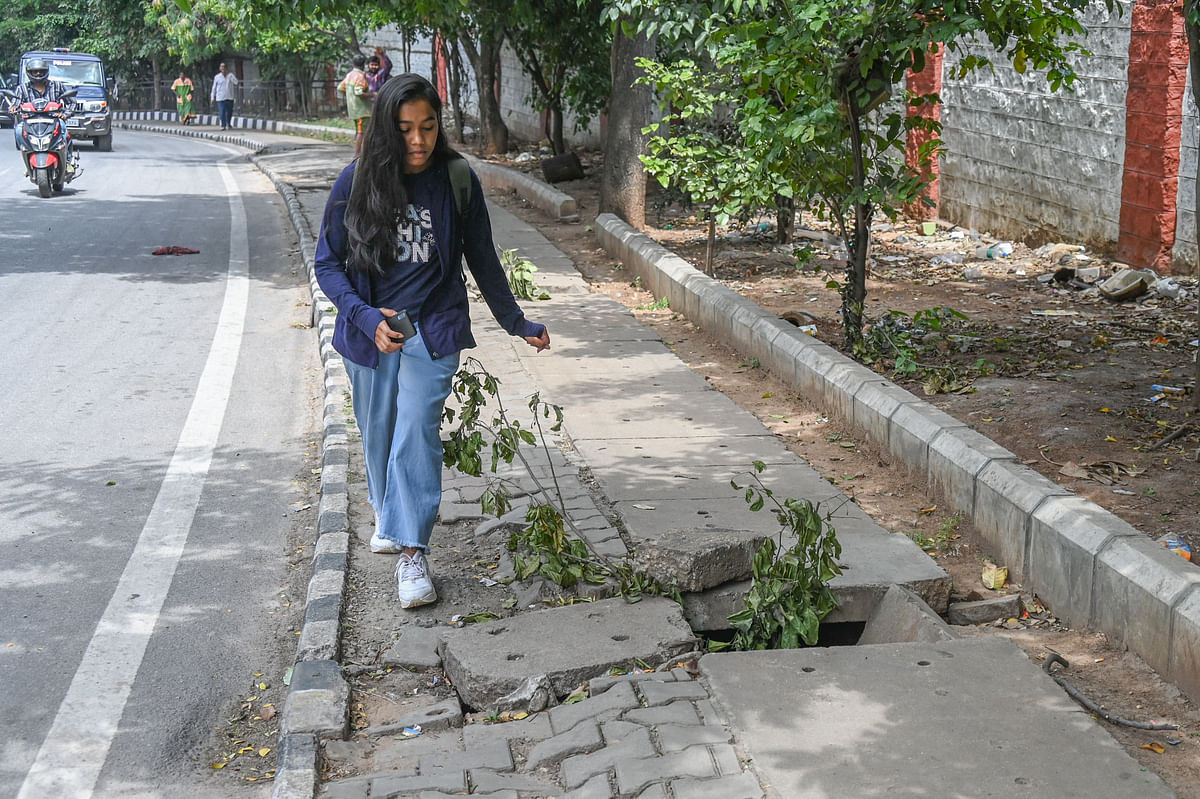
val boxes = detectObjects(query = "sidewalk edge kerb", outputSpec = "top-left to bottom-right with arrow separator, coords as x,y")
594,211 -> 1200,705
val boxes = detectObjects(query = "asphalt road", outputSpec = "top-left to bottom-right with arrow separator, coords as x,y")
0,131 -> 320,798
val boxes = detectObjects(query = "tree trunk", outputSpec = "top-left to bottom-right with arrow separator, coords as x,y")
705,216 -> 716,276
550,102 -> 565,154
841,89 -> 872,350
447,37 -> 467,145
600,20 -> 656,229
461,30 -> 509,154
776,193 -> 795,244
151,56 -> 162,111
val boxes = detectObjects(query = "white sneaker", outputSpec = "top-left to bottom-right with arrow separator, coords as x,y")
396,552 -> 437,609
370,531 -> 402,554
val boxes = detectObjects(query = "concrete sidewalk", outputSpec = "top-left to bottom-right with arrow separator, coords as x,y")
116,119 -> 1179,799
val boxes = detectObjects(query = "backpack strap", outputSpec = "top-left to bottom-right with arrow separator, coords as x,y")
447,156 -> 471,221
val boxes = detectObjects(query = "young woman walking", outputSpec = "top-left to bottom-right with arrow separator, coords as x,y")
315,74 -> 550,608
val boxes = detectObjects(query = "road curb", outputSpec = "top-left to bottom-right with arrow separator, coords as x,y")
463,153 -> 579,222
114,110 -> 352,142
594,211 -> 1200,704
249,151 -> 353,799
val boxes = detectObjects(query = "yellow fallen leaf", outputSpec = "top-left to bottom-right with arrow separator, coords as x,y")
211,763 -> 226,770
1141,742 -> 1165,754
258,682 -> 268,691
238,746 -> 254,755
512,711 -> 529,720
761,392 -> 772,398
1099,407 -> 1111,413
258,748 -> 271,757
1105,436 -> 1117,443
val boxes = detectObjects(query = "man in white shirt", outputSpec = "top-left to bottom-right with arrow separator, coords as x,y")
210,62 -> 239,130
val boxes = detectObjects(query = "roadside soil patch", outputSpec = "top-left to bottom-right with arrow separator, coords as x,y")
474,146 -> 1200,796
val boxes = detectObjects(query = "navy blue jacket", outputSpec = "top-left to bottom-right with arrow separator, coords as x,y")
314,156 -> 544,367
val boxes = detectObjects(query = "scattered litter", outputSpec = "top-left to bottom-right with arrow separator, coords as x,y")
921,221 -> 937,236
962,266 -> 982,280
797,324 -> 818,336
1099,268 -> 1156,301
1152,277 -> 1187,300
1160,536 -> 1192,561
1146,393 -> 1167,403
981,562 -> 1008,590
1112,488 -> 1137,496
397,726 -> 423,739
929,253 -> 964,266
974,242 -> 1013,259
1030,309 -> 1079,317
1150,384 -> 1189,396
514,152 -> 536,163
632,503 -> 656,510
1140,742 -> 1166,754
152,245 -> 200,256
290,503 -> 312,512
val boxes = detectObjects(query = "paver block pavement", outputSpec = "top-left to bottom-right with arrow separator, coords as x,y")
670,772 -> 763,799
550,682 -> 639,734
528,719 -> 604,769
614,744 -> 741,797
655,724 -> 732,753
639,680 -> 709,705
623,702 -> 701,726
561,773 -> 613,799
561,725 -> 655,789
462,712 -> 553,749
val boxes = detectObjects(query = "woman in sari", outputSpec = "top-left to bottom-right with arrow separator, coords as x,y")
171,71 -> 196,124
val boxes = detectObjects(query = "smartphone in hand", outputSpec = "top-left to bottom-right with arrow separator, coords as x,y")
386,309 -> 416,340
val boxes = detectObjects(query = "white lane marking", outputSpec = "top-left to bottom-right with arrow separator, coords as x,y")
17,162 -> 250,798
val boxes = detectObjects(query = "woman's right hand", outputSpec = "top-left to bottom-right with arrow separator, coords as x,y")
374,309 -> 406,353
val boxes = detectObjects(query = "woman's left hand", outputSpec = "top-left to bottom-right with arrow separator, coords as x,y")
525,329 -> 550,352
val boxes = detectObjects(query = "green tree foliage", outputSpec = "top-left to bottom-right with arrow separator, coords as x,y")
614,0 -> 1116,347
0,0 -> 90,76
507,0 -> 611,154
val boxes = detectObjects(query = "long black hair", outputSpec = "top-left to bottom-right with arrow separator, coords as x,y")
344,73 -> 460,274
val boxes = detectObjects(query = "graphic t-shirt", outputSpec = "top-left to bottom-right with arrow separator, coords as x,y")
371,167 -> 442,323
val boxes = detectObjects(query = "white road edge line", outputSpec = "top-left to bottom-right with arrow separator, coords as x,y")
18,162 -> 250,798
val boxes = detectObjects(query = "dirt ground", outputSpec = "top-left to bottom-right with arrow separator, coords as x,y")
478,147 -> 1200,796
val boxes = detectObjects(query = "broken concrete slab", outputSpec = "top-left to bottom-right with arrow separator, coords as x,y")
680,527 -> 950,630
440,597 -> 697,711
635,528 -> 770,593
701,639 -> 1175,798
858,585 -> 957,645
948,595 -> 1023,626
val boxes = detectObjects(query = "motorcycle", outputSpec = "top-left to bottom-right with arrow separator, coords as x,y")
2,88 -> 80,197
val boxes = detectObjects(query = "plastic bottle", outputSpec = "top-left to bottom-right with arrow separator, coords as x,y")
974,242 -> 1013,259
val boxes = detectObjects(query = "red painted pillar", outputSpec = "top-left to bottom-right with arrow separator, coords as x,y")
905,45 -> 944,221
433,32 -> 449,104
1117,0 -> 1188,273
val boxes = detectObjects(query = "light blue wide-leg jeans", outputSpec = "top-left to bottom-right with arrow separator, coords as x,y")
345,331 -> 459,551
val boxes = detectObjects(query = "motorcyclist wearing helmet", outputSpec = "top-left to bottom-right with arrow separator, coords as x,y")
10,58 -> 79,174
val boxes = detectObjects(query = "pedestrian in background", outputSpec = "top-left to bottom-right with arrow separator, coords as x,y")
336,55 -> 371,156
171,70 -> 196,124
366,46 -> 392,95
314,73 -> 551,609
210,62 -> 238,130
